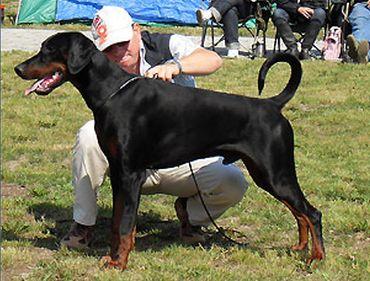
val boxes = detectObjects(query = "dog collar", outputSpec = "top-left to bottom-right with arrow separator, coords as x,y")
107,76 -> 142,101
96,76 -> 143,112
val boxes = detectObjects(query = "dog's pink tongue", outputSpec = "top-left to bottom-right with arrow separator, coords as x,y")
24,80 -> 44,96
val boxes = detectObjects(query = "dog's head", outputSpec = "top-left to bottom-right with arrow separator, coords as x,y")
14,32 -> 96,96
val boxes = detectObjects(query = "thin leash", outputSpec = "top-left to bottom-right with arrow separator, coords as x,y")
100,71 -> 160,107
188,162 -> 248,246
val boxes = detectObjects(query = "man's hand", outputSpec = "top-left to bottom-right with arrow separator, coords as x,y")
297,7 -> 314,19
145,63 -> 181,81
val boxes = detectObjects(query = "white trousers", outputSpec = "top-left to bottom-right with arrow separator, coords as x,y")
73,120 -> 249,226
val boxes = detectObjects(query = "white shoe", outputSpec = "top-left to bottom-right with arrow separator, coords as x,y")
196,9 -> 212,26
227,49 -> 239,58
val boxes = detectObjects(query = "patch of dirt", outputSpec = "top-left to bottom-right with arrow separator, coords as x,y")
1,183 -> 29,198
353,232 -> 370,251
1,183 -> 32,224
4,155 -> 29,172
1,246 -> 54,281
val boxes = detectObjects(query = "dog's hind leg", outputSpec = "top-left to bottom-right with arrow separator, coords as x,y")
243,155 -> 324,263
276,185 -> 324,264
280,197 -> 324,265
102,165 -> 146,270
241,135 -> 325,264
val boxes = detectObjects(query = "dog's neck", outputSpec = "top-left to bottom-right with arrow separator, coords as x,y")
69,52 -> 137,112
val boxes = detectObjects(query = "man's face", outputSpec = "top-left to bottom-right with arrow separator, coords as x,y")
103,24 -> 141,74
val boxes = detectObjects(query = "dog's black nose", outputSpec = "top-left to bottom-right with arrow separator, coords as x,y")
14,64 -> 25,78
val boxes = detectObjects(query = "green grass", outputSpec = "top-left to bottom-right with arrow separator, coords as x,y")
1,50 -> 369,280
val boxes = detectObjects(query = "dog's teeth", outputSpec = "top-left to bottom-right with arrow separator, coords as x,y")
52,72 -> 62,82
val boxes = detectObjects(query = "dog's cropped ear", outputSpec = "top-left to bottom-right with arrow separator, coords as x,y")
67,34 -> 95,75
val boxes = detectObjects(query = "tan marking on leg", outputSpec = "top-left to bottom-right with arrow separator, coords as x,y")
282,200 -> 309,251
101,227 -> 136,270
301,214 -> 325,264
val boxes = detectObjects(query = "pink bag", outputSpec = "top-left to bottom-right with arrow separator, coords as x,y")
322,26 -> 342,61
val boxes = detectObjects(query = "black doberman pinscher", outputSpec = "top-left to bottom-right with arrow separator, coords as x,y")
14,32 -> 325,270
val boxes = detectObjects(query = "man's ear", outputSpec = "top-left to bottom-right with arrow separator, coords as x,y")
133,23 -> 141,32
67,34 -> 95,75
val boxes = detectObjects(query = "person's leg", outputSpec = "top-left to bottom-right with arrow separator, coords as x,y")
221,1 -> 253,57
221,7 -> 240,56
349,3 -> 370,42
144,157 -> 248,242
185,159 -> 248,227
196,0 -> 244,24
328,3 -> 345,27
211,0 -> 245,20
72,120 -> 109,225
64,131 -> 248,246
300,7 -> 326,59
61,120 -> 109,248
272,8 -> 299,57
349,3 -> 370,62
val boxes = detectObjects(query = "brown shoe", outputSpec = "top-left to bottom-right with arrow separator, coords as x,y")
174,198 -> 206,244
348,34 -> 369,64
357,40 -> 369,64
60,222 -> 94,249
347,34 -> 359,62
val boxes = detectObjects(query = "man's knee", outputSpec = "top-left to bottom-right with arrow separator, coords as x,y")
73,120 -> 108,191
221,7 -> 239,24
219,166 -> 248,205
75,120 -> 99,154
73,119 -> 107,174
312,8 -> 326,26
350,3 -> 369,19
272,8 -> 289,25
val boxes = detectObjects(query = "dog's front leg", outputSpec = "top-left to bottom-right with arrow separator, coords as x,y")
101,166 -> 146,270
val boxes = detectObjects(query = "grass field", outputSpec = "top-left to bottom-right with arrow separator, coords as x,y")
1,47 -> 369,280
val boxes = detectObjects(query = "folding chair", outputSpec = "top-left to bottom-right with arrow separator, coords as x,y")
200,0 -> 273,58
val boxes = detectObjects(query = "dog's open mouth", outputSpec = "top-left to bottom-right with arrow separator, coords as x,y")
25,71 -> 64,96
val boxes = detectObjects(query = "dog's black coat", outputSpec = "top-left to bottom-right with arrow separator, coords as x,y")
14,32 -> 325,269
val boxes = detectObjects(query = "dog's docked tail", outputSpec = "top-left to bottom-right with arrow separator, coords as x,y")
258,53 -> 302,109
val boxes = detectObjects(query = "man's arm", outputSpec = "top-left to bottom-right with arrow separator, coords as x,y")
145,35 -> 222,81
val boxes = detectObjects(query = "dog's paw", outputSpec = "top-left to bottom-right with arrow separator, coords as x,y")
99,255 -> 127,270
291,243 -> 308,251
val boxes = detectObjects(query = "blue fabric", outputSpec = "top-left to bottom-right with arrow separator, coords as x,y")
56,0 -> 208,25
349,2 -> 370,59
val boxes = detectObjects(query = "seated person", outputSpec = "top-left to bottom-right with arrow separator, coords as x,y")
272,0 -> 326,60
347,0 -> 370,64
196,0 -> 253,57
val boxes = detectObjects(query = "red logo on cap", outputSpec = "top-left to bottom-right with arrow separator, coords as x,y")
92,16 -> 107,46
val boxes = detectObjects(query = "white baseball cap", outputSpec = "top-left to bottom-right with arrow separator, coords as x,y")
91,6 -> 134,51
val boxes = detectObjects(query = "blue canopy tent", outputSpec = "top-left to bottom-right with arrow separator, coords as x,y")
17,0 -> 208,25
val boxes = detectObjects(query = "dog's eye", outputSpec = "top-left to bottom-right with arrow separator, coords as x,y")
44,45 -> 56,54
